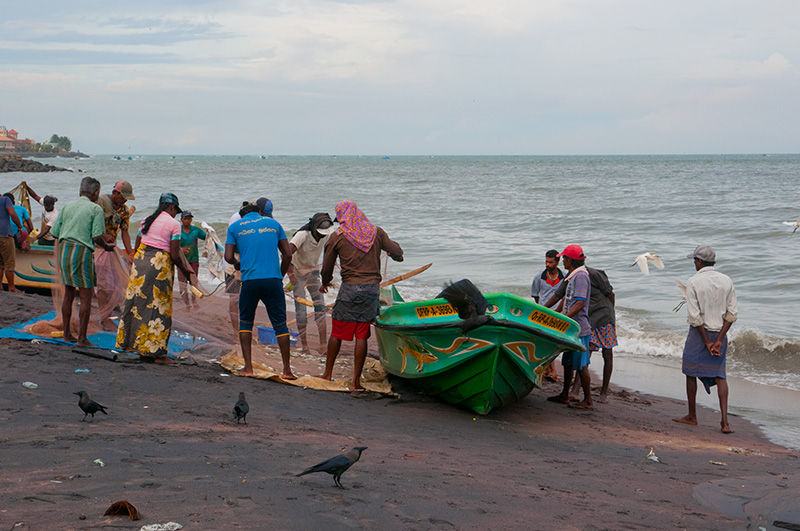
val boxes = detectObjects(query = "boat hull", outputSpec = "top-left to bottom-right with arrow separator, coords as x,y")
375,292 -> 585,414
4,244 -> 57,291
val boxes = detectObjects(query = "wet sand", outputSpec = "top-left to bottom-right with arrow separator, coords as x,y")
1,291 -> 798,530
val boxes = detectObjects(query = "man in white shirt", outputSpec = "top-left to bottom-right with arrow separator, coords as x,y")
289,213 -> 333,353
673,246 -> 737,434
23,182 -> 58,245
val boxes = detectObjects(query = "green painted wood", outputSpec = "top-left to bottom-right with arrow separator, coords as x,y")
375,292 -> 585,414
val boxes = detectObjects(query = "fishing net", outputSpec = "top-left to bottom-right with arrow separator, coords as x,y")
16,206 -> 394,394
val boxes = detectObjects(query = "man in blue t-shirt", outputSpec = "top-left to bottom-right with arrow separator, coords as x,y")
224,202 -> 295,378
0,194 -> 23,291
545,244 -> 594,410
3,193 -> 34,250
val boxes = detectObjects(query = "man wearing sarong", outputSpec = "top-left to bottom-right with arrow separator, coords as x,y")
224,202 -> 295,378
320,201 -> 403,391
95,180 -> 135,330
673,246 -> 737,434
50,177 -> 115,347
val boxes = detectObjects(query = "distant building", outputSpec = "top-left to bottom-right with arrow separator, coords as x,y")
0,126 -> 37,152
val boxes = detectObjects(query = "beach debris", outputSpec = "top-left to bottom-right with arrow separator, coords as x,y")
645,448 -> 661,463
93,459 -> 105,467
403,454 -> 422,459
631,252 -> 665,276
75,391 -> 108,422
104,500 -> 140,520
774,521 -> 800,531
296,447 -> 367,489
139,523 -> 183,531
727,447 -> 765,456
75,369 -> 90,373
233,392 -> 249,424
21,381 -> 38,389
709,460 -> 727,466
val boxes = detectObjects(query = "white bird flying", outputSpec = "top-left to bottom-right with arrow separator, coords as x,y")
782,215 -> 800,236
630,252 -> 665,276
673,279 -> 687,312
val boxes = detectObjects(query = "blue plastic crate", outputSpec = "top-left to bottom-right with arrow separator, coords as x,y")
257,326 -> 299,346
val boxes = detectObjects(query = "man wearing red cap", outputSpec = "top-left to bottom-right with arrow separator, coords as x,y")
546,244 -> 594,410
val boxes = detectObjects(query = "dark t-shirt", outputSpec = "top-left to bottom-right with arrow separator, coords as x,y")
554,266 -> 615,329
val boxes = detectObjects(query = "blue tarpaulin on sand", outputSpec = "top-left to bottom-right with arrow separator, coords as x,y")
0,311 -> 205,356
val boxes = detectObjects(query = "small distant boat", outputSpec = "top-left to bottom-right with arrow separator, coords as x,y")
375,292 -> 584,414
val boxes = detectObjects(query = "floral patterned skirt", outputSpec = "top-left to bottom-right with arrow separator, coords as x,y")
116,244 -> 175,359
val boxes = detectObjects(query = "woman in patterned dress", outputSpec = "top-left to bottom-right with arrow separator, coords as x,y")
116,193 -> 199,364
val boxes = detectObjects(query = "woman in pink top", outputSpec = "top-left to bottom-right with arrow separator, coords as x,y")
116,193 -> 200,364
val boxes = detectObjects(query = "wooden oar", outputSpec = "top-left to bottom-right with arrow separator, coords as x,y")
380,263 -> 432,288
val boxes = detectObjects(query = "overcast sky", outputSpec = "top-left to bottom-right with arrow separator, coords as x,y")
2,1 -> 799,155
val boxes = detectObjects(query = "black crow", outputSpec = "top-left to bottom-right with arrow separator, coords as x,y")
74,391 -> 108,422
296,447 -> 367,489
233,392 -> 249,424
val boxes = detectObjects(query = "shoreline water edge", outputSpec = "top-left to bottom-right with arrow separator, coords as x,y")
6,153 -> 800,453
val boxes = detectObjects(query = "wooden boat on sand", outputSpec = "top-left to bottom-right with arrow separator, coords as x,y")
374,291 -> 585,415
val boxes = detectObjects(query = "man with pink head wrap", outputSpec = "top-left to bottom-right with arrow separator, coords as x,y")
320,201 -> 403,390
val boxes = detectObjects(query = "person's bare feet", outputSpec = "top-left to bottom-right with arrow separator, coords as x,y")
568,392 -> 581,401
672,416 -> 698,425
63,333 -> 77,343
100,319 -> 117,332
568,401 -> 594,410
7,287 -> 22,293
282,373 -> 298,380
597,393 -> 609,404
154,357 -> 178,366
76,338 -> 97,348
721,422 -> 734,434
546,394 -> 572,404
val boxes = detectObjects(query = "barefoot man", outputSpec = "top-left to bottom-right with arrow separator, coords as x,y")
320,201 -> 403,391
673,246 -> 737,434
224,201 -> 295,378
545,244 -> 594,410
49,177 -> 115,347
0,192 -> 23,292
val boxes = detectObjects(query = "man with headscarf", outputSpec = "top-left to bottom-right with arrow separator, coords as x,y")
320,201 -> 403,391
289,212 -> 334,353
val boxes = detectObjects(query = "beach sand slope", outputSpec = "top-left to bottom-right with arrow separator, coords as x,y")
0,292 -> 797,530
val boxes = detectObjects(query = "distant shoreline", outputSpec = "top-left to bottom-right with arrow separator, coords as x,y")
12,151 -> 89,159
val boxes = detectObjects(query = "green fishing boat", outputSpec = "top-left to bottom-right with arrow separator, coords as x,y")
374,291 -> 585,415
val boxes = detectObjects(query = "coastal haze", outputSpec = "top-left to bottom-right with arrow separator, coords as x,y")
2,2 -> 800,155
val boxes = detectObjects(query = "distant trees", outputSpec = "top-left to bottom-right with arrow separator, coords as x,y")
49,134 -> 72,152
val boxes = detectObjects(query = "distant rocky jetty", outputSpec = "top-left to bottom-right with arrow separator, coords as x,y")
0,155 -> 71,173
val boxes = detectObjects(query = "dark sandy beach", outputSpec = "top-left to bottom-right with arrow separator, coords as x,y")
1,291 -> 798,530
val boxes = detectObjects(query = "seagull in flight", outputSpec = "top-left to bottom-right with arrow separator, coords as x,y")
673,279 -> 687,312
631,252 -> 665,276
782,216 -> 800,236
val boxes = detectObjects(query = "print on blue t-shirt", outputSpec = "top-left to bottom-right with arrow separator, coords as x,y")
9,205 -> 29,236
226,212 -> 287,282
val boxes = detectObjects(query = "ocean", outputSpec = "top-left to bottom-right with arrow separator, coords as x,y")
11,154 -> 800,448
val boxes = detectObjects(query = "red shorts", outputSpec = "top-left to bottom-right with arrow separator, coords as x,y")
331,318 -> 371,341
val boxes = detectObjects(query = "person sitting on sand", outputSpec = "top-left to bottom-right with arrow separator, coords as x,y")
49,177 -> 115,347
23,182 -> 59,246
224,201 -> 295,378
116,193 -> 200,364
545,244 -> 593,410
177,211 -> 206,310
532,249 -> 564,382
0,192 -> 23,292
289,212 -> 334,353
672,246 -> 737,434
320,201 -> 403,391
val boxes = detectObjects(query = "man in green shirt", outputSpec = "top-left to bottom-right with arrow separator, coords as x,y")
178,211 -> 206,309
50,177 -> 115,347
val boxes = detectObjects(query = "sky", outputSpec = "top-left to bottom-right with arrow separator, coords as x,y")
2,1 -> 799,155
